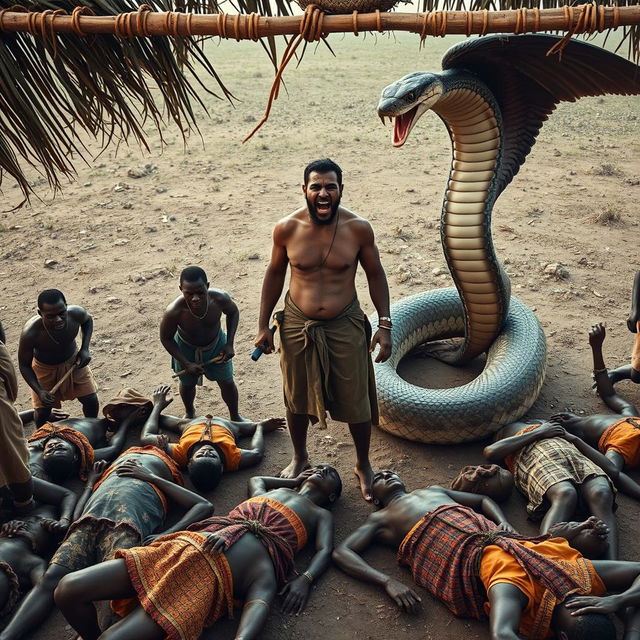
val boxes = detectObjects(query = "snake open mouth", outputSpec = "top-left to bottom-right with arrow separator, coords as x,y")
393,105 -> 419,147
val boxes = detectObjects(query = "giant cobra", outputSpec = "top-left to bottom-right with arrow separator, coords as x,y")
373,34 -> 640,444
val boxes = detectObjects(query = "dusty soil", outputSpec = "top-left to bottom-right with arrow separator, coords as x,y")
1,29 -> 639,640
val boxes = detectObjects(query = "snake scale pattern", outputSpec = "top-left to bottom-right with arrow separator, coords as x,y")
373,34 -> 640,443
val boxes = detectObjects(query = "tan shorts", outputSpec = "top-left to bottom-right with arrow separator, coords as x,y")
30,356 -> 97,408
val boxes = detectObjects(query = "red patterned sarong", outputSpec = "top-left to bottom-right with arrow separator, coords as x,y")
28,423 -> 94,480
112,531 -> 233,640
397,504 -> 592,626
188,496 -> 307,586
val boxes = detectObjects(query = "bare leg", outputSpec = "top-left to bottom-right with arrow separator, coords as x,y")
217,379 -> 243,421
0,563 -> 69,640
486,583 -> 528,640
99,606 -> 164,640
349,420 -> 374,502
179,384 -> 196,419
280,411 -> 310,478
55,559 -> 135,640
540,482 -> 578,534
582,476 -> 618,560
79,393 -> 99,418
34,407 -> 52,427
606,449 -> 626,472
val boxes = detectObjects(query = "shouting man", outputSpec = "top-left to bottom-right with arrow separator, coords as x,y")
160,266 -> 242,420
254,158 -> 392,501
18,289 -> 98,427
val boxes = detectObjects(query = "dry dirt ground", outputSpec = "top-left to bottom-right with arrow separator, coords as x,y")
1,28 -> 639,640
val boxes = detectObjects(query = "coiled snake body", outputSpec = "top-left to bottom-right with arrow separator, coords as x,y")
374,34 -> 640,443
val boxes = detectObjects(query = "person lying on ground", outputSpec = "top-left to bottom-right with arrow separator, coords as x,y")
482,417 -> 640,559
54,465 -> 340,640
0,447 -> 213,640
25,388 -> 152,484
0,478 -> 77,622
551,323 -> 640,477
333,470 -> 640,640
18,289 -> 98,426
139,385 -> 285,492
602,270 -> 640,386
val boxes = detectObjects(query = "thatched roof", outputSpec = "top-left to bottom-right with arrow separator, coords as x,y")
0,0 -> 638,205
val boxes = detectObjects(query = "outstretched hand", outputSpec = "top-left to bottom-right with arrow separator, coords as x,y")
384,578 -> 421,613
279,576 -> 311,615
588,323 -> 606,348
152,385 -> 173,410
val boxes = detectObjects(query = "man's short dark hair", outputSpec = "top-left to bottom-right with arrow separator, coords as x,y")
180,266 -> 208,285
187,457 -> 223,493
37,289 -> 66,309
561,613 -> 616,640
304,159 -> 342,186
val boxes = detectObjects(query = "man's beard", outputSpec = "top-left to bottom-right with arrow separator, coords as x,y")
306,196 -> 340,226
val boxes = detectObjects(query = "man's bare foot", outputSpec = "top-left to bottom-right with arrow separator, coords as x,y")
261,417 -> 286,432
548,517 -> 609,557
231,414 -> 251,422
354,464 -> 375,502
280,457 -> 310,478
183,410 -> 196,419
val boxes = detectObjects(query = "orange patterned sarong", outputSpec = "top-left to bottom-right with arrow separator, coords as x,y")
112,531 -> 233,640
598,417 -> 640,467
480,537 -> 605,639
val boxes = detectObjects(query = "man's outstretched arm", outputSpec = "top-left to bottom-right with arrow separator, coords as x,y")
237,423 -> 264,470
280,508 -> 333,615
483,423 -> 558,464
333,516 -> 421,613
247,474 -> 303,496
590,323 -> 638,414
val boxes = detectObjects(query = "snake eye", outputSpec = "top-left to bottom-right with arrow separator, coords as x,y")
406,91 -> 415,102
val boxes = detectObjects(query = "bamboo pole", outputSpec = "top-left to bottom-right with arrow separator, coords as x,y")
0,4 -> 639,40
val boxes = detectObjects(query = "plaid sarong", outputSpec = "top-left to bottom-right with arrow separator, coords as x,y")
508,425 -> 612,518
188,496 -> 307,586
397,504 -> 590,622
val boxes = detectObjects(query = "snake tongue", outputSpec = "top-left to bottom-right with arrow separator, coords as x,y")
393,105 -> 418,147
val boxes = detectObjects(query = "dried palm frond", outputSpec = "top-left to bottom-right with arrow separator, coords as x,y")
0,0 -> 297,206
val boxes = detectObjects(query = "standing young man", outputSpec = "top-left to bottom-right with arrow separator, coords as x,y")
160,266 -> 242,420
254,159 -> 392,501
18,290 -> 98,427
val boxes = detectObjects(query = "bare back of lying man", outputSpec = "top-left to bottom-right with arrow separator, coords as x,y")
333,471 -> 640,640
139,385 -> 284,492
18,289 -> 98,426
160,266 -> 241,420
55,466 -> 340,640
